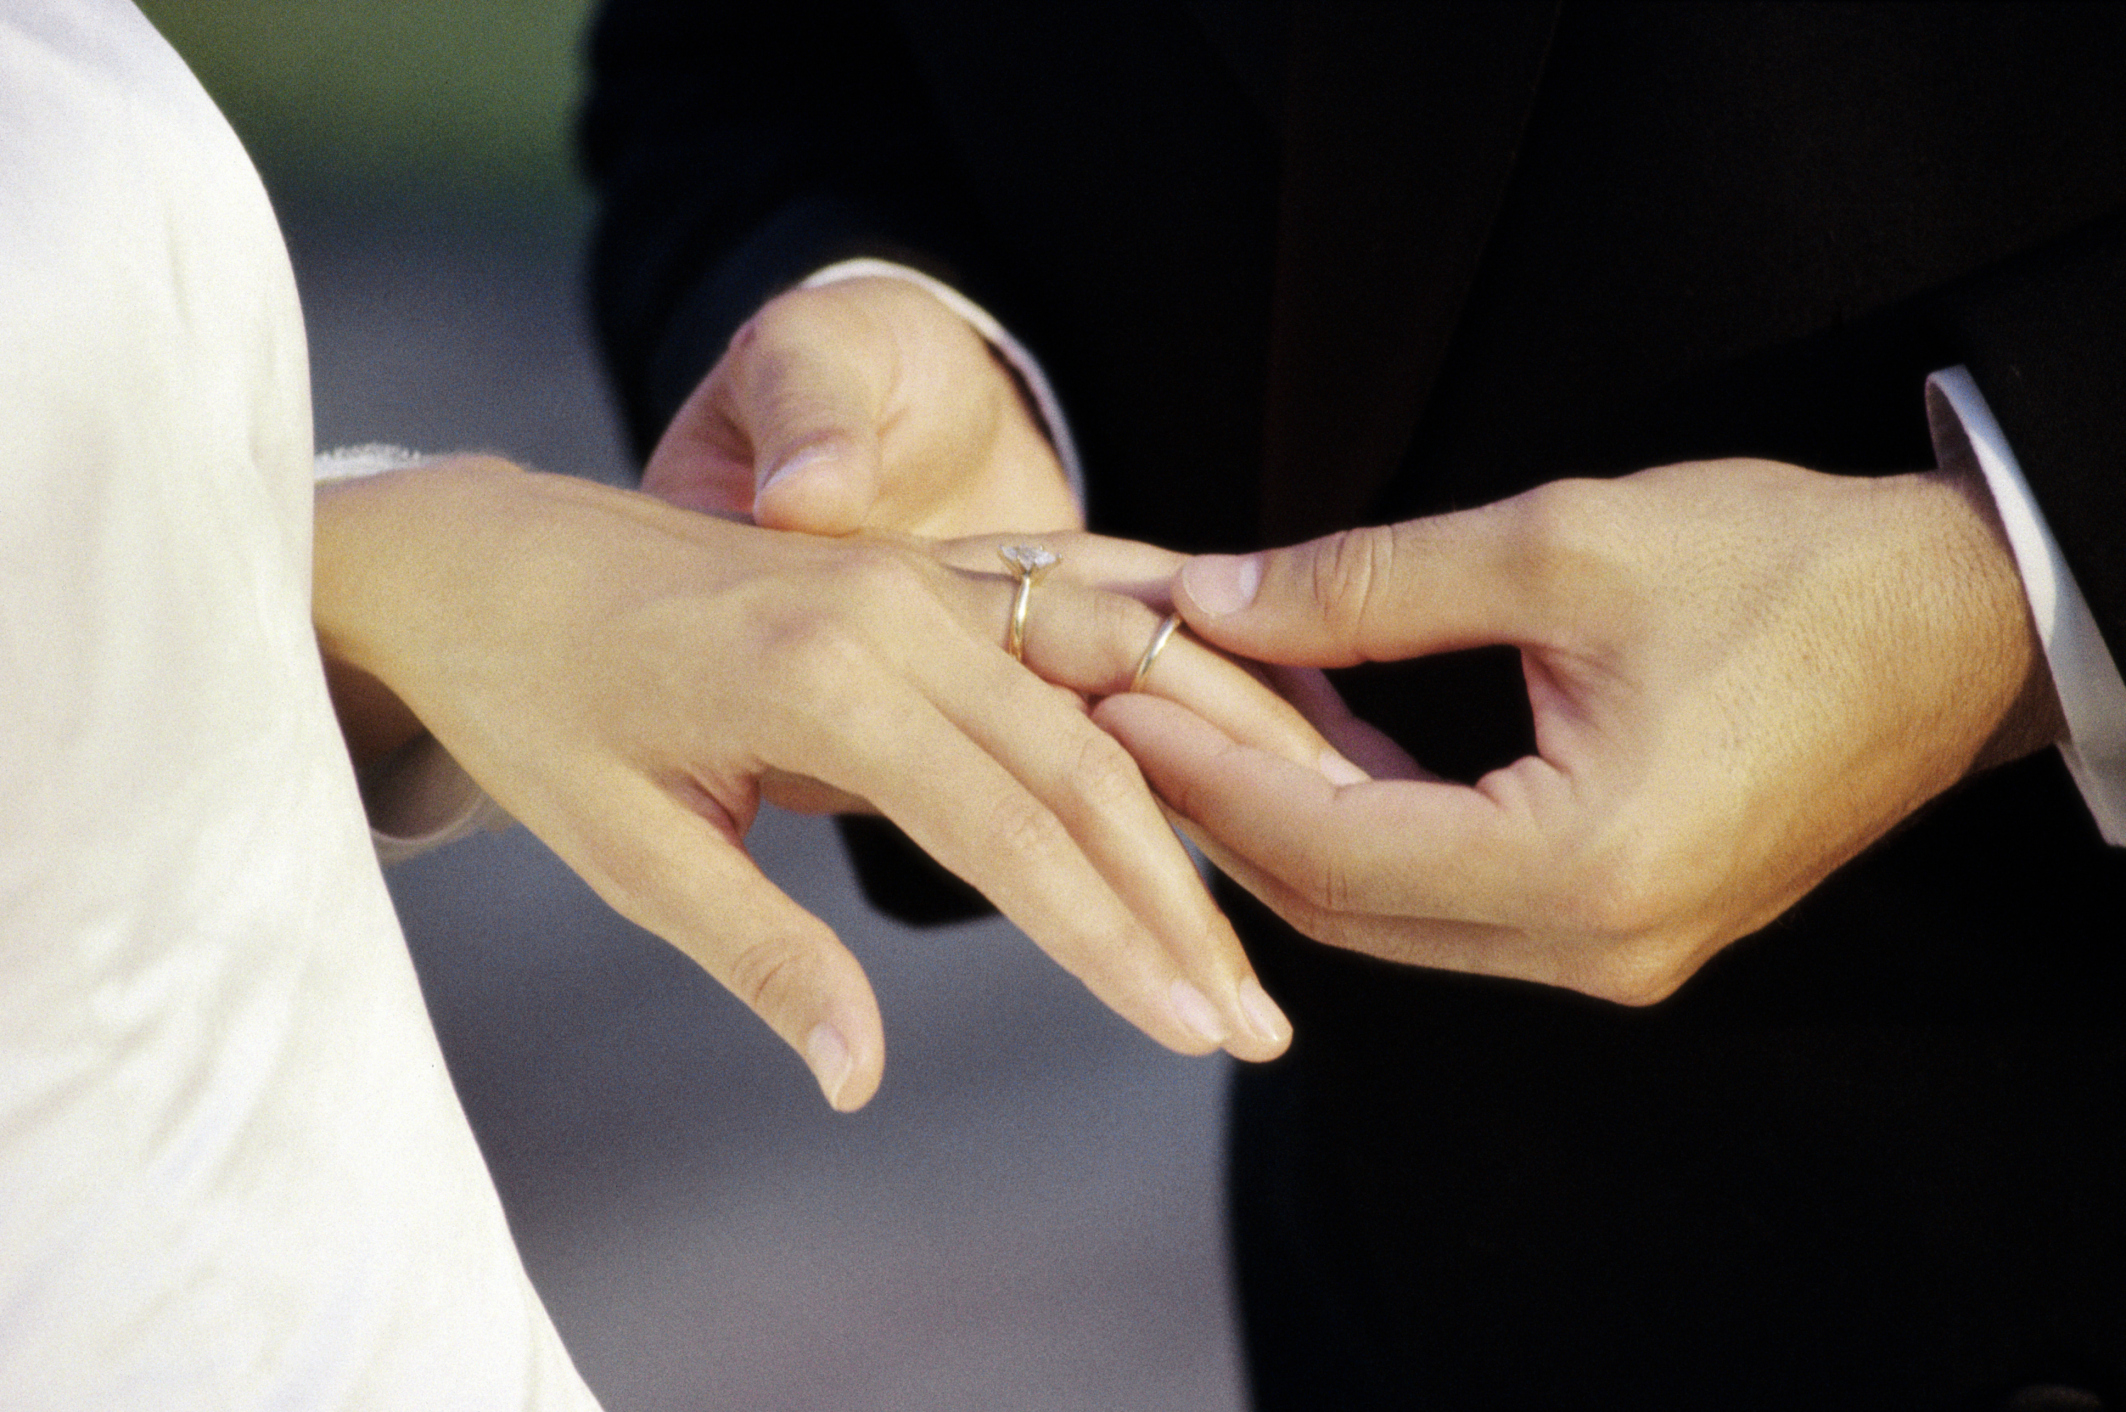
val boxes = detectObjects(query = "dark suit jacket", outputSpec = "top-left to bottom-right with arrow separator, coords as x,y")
583,5 -> 2126,1406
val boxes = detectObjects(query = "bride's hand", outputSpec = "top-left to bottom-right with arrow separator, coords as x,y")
312,459 -> 1303,1110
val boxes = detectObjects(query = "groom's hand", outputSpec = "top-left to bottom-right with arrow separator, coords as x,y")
643,275 -> 1080,540
1098,458 -> 2063,1003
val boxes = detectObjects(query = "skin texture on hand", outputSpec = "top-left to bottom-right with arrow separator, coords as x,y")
1098,458 -> 2066,1005
643,275 -> 1081,540
312,458 -> 1305,1110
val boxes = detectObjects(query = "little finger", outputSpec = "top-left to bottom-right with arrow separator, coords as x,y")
530,770 -> 887,1111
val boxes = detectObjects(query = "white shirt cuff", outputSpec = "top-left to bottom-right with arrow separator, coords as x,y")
1925,366 -> 2126,844
314,445 -> 514,861
799,258 -> 1087,509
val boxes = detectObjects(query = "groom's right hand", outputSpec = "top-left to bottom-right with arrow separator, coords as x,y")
642,274 -> 1082,542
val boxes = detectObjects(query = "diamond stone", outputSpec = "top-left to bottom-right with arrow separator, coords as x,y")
999,544 -> 1058,577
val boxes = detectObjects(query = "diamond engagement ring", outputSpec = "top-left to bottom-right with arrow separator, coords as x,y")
998,544 -> 1058,662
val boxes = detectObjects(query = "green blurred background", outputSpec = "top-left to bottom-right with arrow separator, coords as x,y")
137,0 -> 597,217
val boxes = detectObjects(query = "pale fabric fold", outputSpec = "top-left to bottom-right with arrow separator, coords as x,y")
0,3 -> 600,1405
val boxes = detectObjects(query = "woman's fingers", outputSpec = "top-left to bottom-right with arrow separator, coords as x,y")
515,767 -> 888,1112
965,562 -> 1368,780
773,625 -> 1288,1060
324,463 -> 1296,1093
932,530 -> 1187,611
934,531 -> 1373,781
935,642 -> 1292,1059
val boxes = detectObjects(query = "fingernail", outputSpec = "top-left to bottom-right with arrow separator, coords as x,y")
1318,748 -> 1369,787
805,1021 -> 854,1110
759,436 -> 844,498
1182,554 -> 1262,618
1169,978 -> 1230,1047
1237,976 -> 1291,1044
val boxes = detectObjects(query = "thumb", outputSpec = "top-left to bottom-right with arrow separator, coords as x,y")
721,293 -> 888,535
1172,508 -> 1548,666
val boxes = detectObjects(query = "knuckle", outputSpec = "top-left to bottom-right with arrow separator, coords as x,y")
1062,920 -> 1153,995
802,543 -> 940,638
722,309 -> 765,362
1309,525 -> 1400,649
1066,728 -> 1149,816
1562,852 -> 1669,942
1503,478 -> 1641,605
747,285 -> 825,342
732,287 -> 887,415
1267,889 -> 1342,950
721,931 -> 812,1017
1294,846 -> 1357,915
1094,593 -> 1157,672
1579,942 -> 1690,1008
756,607 -> 868,699
980,789 -> 1069,872
835,539 -> 931,597
1537,814 -> 1678,941
1513,476 -> 1613,548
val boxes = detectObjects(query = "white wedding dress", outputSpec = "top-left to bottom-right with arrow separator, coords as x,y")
0,4 -> 602,1405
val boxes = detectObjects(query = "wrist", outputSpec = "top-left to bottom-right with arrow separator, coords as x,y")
312,454 -> 526,762
1900,462 -> 2064,772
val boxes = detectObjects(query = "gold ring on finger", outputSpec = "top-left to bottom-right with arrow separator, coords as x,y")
999,543 -> 1058,662
1130,612 -> 1184,692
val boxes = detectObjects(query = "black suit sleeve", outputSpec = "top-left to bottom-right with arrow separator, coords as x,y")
1931,213 -> 2126,667
580,0 -> 1009,462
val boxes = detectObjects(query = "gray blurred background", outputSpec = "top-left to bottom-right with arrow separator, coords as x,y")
136,4 -> 1245,1408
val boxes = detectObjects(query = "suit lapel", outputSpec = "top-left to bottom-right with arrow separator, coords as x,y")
1260,0 -> 1560,542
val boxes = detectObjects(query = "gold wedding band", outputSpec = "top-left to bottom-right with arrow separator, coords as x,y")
1131,612 -> 1184,692
999,544 -> 1058,662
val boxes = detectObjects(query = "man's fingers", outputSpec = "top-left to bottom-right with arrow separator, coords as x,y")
1095,692 -> 1540,928
717,290 -> 890,535
1171,483 -> 1623,666
546,773 -> 887,1111
1176,819 -> 1533,976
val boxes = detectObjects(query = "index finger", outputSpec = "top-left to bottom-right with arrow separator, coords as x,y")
1095,691 -> 1551,928
1171,482 -> 1622,667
